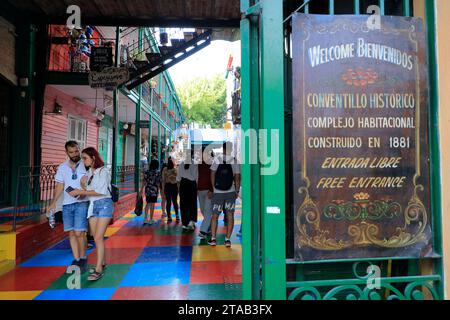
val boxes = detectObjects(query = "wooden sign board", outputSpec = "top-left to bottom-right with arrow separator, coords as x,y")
292,14 -> 433,261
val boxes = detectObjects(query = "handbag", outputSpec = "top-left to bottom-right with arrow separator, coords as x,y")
134,196 -> 143,216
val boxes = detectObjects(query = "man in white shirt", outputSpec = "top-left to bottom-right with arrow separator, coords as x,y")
46,141 -> 89,273
208,142 -> 241,247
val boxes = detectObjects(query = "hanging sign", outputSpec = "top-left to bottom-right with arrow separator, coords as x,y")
292,14 -> 433,261
89,67 -> 129,90
90,46 -> 113,72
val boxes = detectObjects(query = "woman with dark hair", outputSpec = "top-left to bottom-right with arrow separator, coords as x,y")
176,152 -> 198,230
68,147 -> 112,281
162,157 -> 179,223
140,159 -> 162,225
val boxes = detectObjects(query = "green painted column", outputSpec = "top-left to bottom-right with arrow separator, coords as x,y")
425,0 -> 444,299
157,123 -> 161,164
134,28 -> 143,192
10,22 -> 35,207
148,113 -> 153,161
241,0 -> 262,300
111,26 -> 120,185
260,0 -> 287,299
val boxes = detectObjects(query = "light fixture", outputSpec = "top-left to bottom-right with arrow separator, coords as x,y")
97,111 -> 105,121
45,98 -> 63,115
123,123 -> 129,130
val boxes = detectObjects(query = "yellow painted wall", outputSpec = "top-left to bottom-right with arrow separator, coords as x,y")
435,0 -> 450,300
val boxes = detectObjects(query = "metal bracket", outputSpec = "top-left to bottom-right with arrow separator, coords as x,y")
241,3 -> 262,20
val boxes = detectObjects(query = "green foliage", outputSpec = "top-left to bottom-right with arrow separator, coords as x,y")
176,74 -> 227,127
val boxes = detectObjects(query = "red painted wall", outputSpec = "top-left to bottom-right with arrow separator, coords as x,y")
41,85 -> 99,164
48,25 -> 104,72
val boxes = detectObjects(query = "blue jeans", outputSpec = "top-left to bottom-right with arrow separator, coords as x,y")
90,198 -> 114,219
63,202 -> 89,232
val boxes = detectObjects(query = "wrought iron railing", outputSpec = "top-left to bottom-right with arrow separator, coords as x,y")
11,165 -> 59,231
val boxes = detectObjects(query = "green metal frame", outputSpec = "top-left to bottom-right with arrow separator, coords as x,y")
241,0 -> 444,300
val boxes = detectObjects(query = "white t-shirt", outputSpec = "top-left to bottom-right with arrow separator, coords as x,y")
177,162 -> 198,182
86,167 -> 111,202
210,155 -> 241,193
85,166 -> 112,218
54,160 -> 88,206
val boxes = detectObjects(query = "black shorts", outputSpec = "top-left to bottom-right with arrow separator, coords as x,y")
146,195 -> 158,203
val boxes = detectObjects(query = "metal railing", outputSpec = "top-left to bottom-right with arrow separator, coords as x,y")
11,165 -> 59,232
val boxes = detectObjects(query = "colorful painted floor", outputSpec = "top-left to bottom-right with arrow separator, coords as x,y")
0,199 -> 242,300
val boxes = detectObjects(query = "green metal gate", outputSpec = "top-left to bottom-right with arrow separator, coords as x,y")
240,0 -> 444,300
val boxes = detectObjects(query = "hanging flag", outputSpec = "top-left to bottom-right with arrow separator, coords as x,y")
225,54 -> 233,79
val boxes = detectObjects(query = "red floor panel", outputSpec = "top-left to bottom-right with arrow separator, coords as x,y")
190,260 -> 242,284
146,235 -> 194,247
104,235 -> 153,249
0,266 -> 66,291
87,247 -> 144,265
112,285 -> 189,300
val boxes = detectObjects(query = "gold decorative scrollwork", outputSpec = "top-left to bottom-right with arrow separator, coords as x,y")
296,184 -> 428,250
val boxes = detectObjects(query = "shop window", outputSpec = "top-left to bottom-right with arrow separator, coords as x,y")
68,115 -> 87,150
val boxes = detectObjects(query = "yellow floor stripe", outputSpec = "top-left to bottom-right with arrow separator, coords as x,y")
191,245 -> 242,262
0,291 -> 42,300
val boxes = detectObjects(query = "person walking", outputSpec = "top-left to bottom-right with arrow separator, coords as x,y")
208,142 -> 241,247
177,152 -> 198,231
197,148 -> 214,239
68,147 -> 113,281
162,157 -> 179,223
140,159 -> 162,225
46,141 -> 89,273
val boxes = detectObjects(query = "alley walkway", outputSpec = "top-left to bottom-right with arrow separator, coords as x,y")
0,199 -> 242,300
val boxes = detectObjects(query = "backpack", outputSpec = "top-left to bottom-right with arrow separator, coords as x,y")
109,184 -> 120,203
98,167 -> 119,203
214,158 -> 234,191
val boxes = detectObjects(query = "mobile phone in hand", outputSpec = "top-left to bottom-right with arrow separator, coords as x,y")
65,186 -> 79,198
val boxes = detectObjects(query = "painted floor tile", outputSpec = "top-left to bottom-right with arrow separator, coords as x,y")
88,247 -> 144,265
112,285 -> 189,300
135,246 -> 192,263
104,235 -> 153,249
19,250 -> 76,267
0,266 -> 66,291
46,264 -> 132,290
120,262 -> 191,287
1,196 -> 243,300
191,245 -> 242,262
34,288 -> 116,300
0,290 -> 42,300
188,283 -> 243,300
146,234 -> 194,247
190,260 -> 242,284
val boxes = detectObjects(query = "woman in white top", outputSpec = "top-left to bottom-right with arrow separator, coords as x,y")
68,147 -> 112,281
177,152 -> 198,230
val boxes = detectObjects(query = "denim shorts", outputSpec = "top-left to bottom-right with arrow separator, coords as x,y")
90,198 -> 114,219
62,202 -> 89,232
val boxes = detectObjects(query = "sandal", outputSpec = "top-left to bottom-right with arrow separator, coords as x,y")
88,270 -> 104,281
89,264 -> 107,274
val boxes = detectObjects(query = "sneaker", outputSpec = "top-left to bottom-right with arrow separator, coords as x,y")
79,258 -> 88,273
208,238 -> 217,246
66,260 -> 79,274
175,215 -> 180,222
188,221 -> 196,230
87,242 -> 95,250
182,225 -> 189,230
224,239 -> 231,247
236,231 -> 242,237
199,231 -> 208,239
